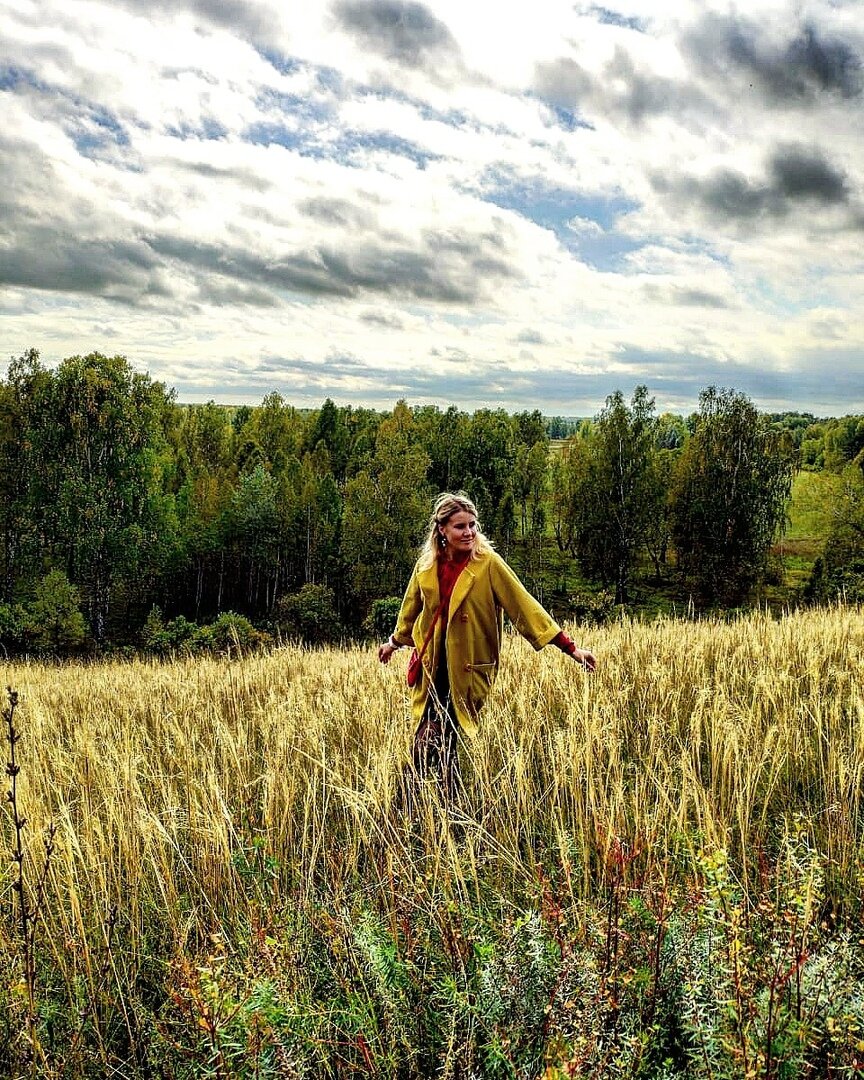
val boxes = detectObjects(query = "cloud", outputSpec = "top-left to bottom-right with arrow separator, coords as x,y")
0,233 -> 166,301
332,0 -> 460,71
111,0 -> 279,42
534,47 -> 709,128
359,307 -> 405,328
686,15 -> 863,104
144,218 -> 521,305
641,284 -> 731,309
2,0 -> 864,414
651,145 -> 853,225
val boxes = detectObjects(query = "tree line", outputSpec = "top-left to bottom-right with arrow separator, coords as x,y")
0,349 -> 857,654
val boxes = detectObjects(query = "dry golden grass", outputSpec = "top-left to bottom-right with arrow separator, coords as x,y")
3,605 -> 863,963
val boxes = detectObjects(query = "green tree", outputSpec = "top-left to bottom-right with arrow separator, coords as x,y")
341,402 -> 430,607
306,397 -> 350,482
8,351 -> 176,643
569,387 -> 659,604
249,391 -> 304,473
25,570 -> 87,652
670,387 -> 794,606
0,349 -> 44,600
226,465 -> 282,613
451,409 -> 514,535
513,409 -> 548,450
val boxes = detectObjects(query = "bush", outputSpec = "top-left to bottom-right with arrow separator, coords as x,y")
25,570 -> 87,652
141,606 -> 200,653
192,611 -> 268,654
275,584 -> 342,645
0,602 -> 26,654
142,607 -> 266,655
363,596 -> 403,639
567,588 -> 616,625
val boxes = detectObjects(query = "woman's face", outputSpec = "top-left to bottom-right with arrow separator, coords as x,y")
439,510 -> 478,554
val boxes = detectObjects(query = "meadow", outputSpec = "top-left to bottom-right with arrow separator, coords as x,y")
3,608 -> 864,1078
774,471 -> 845,593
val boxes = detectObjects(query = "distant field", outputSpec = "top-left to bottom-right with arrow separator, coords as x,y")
777,469 -> 842,591
3,611 -> 864,1077
785,469 -> 842,541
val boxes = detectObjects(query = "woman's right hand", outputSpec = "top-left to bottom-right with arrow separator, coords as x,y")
378,641 -> 397,664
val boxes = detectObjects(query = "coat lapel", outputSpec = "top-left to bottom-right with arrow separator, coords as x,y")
448,561 -> 476,619
416,562 -> 440,610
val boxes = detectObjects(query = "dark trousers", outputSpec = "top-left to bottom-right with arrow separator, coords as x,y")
407,635 -> 461,804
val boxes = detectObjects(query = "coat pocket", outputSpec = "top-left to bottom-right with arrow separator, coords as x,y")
465,660 -> 497,713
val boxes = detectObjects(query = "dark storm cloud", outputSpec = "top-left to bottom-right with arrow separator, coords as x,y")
145,224 -> 519,305
686,16 -> 863,103
652,145 -> 853,224
536,13 -> 862,131
174,160 -> 273,192
0,131 -> 166,301
771,147 -> 848,203
0,232 -> 167,301
332,0 -> 459,69
200,281 -> 281,308
514,329 -> 549,345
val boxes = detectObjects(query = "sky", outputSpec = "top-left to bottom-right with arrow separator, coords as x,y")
1,0 -> 863,416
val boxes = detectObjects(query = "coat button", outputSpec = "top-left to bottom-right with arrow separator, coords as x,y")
464,663 -> 472,672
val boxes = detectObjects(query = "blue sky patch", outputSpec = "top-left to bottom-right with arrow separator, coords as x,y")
482,174 -> 642,268
589,6 -> 645,31
255,48 -> 301,76
245,120 -> 440,170
165,118 -> 228,141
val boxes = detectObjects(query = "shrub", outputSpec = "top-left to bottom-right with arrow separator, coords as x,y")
567,588 -> 615,625
276,584 -> 342,645
141,606 -> 200,653
0,602 -> 26,654
363,595 -> 403,639
192,611 -> 267,654
24,570 -> 87,652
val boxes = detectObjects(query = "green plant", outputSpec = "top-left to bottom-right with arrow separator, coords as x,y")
362,596 -> 403,639
193,611 -> 267,654
4,688 -> 56,1076
275,584 -> 343,645
25,570 -> 87,652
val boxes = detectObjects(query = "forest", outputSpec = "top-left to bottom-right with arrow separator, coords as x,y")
1,348 -> 863,655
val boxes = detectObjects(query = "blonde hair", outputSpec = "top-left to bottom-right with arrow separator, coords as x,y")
417,491 -> 494,570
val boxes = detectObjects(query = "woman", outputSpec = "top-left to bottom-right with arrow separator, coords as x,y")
378,492 -> 595,800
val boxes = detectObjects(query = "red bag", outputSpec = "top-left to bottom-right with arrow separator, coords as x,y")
406,648 -> 422,687
405,583 -> 455,688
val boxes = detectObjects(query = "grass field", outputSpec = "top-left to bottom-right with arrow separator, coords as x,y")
774,470 -> 843,594
3,610 -> 864,1078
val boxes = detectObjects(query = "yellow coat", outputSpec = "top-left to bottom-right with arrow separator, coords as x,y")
392,550 -> 561,737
